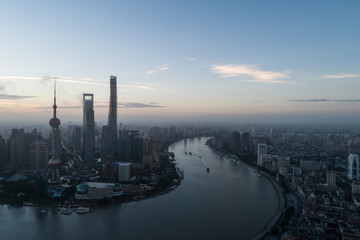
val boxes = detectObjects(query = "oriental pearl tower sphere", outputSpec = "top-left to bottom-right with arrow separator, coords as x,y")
48,80 -> 62,183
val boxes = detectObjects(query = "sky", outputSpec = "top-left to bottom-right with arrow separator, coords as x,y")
0,0 -> 360,124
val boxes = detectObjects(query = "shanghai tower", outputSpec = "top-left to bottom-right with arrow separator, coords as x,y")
108,76 -> 117,131
108,76 -> 118,149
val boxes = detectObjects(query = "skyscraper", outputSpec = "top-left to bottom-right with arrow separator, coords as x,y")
83,93 -> 95,165
9,129 -> 26,169
102,76 -> 118,160
230,131 -> 240,151
107,76 -> 118,153
108,76 -> 117,131
29,135 -> 49,171
48,80 -> 62,182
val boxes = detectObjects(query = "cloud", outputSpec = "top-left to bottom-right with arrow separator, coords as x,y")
146,64 -> 169,74
36,105 -> 82,110
0,76 -> 43,80
0,94 -> 36,99
323,73 -> 360,79
36,102 -> 164,110
0,75 -> 154,90
184,57 -> 196,61
136,85 -> 155,90
288,99 -> 360,103
118,102 -> 164,108
211,64 -> 289,84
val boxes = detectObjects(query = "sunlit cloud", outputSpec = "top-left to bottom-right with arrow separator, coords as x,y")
0,75 -> 154,90
118,102 -> 164,108
136,85 -> 155,90
288,99 -> 360,103
323,73 -> 360,79
211,64 -> 289,84
0,76 -> 43,80
36,102 -> 164,110
184,57 -> 196,61
0,94 -> 36,99
146,64 -> 169,74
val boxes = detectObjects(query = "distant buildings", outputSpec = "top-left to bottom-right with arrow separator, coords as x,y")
83,93 -> 95,165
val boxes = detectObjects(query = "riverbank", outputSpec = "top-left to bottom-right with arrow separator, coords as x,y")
251,175 -> 285,240
0,157 -> 182,209
206,140 -> 286,240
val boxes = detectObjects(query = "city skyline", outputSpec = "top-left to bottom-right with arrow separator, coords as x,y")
0,1 -> 360,124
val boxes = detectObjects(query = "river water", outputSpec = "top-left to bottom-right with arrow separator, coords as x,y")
0,137 -> 279,240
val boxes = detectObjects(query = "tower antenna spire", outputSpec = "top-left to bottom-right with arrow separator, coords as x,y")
53,78 -> 57,118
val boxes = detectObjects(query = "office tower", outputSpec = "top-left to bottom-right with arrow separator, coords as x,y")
241,132 -> 250,153
326,170 -> 336,186
29,135 -> 49,171
0,135 -> 7,169
150,137 -> 160,163
72,126 -> 81,153
230,131 -> 240,151
107,76 -> 118,150
48,80 -> 62,182
169,125 -> 176,139
150,127 -> 161,138
278,156 -> 290,169
101,76 -> 118,160
162,127 -> 169,142
83,93 -> 95,165
108,76 -> 117,128
119,130 -> 139,162
9,129 -> 26,169
131,137 -> 143,163
348,154 -> 360,180
118,162 -> 131,182
257,143 -> 267,166
101,125 -> 115,160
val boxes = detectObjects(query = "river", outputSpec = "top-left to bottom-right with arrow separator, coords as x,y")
0,137 -> 279,240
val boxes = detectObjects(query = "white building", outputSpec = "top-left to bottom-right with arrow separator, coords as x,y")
75,182 -> 122,200
119,162 -> 131,182
348,154 -> 360,180
259,154 -> 272,167
257,144 -> 267,166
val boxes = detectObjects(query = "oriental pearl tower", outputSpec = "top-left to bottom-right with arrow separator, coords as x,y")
48,80 -> 62,183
